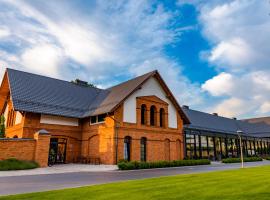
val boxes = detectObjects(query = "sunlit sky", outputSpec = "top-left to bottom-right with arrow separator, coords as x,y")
0,0 -> 270,119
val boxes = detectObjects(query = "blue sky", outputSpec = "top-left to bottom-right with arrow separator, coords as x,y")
0,0 -> 270,119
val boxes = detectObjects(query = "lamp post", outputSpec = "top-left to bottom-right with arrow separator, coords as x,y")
237,130 -> 244,168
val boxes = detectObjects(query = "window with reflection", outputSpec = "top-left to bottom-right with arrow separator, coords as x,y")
150,106 -> 157,126
185,134 -> 196,159
221,138 -> 227,158
124,136 -> 131,161
231,138 -> 238,158
159,108 -> 165,127
141,104 -> 147,125
208,137 -> 215,160
215,137 -> 222,160
227,138 -> 233,157
195,135 -> 200,158
140,137 -> 147,162
201,136 -> 208,159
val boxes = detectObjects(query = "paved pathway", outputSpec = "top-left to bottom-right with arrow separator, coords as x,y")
0,161 -> 270,196
0,164 -> 117,177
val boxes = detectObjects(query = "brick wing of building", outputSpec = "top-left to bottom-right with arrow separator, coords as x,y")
0,68 -> 190,165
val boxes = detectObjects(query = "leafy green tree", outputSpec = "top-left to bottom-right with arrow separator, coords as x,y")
0,115 -> 5,138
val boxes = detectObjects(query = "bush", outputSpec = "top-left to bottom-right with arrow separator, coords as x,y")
117,159 -> 210,170
265,157 -> 270,161
222,157 -> 263,164
0,158 -> 39,171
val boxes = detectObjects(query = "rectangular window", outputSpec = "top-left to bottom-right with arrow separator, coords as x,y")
201,135 -> 208,159
90,116 -> 97,124
98,114 -> 106,123
90,114 -> 106,125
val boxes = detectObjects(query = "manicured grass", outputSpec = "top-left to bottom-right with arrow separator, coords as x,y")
1,166 -> 270,200
0,158 -> 39,171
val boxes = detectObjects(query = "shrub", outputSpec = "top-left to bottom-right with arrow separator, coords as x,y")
117,159 -> 210,170
265,157 -> 270,161
0,158 -> 39,171
222,157 -> 263,164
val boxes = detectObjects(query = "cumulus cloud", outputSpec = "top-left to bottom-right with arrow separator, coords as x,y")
199,0 -> 270,71
0,0 -> 204,108
0,27 -> 10,38
21,44 -> 63,77
196,0 -> 270,118
130,57 -> 205,106
202,72 -> 233,96
202,70 -> 270,118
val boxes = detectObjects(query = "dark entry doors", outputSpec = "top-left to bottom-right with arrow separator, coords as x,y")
49,138 -> 67,165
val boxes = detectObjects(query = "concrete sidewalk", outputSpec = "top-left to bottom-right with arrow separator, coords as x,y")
0,164 -> 118,177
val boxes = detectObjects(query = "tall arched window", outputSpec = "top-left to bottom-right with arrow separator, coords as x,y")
150,105 -> 157,126
140,137 -> 147,162
160,108 -> 165,127
141,104 -> 147,125
124,136 -> 132,161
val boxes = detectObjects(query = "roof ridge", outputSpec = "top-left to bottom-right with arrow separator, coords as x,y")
106,70 -> 156,90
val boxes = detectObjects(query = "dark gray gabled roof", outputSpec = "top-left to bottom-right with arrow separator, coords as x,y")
5,68 -> 189,122
7,68 -> 102,118
183,107 -> 270,138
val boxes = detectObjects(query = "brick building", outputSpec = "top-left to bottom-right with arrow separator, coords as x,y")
0,68 -> 189,165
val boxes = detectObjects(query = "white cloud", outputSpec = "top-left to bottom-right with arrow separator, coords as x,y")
202,70 -> 270,118
260,102 -> 270,114
130,57 -> 205,106
202,72 -> 233,96
0,0 -> 204,109
214,97 -> 253,118
21,44 -> 63,77
196,0 -> 270,118
199,0 -> 270,71
209,38 -> 255,69
0,27 -> 10,38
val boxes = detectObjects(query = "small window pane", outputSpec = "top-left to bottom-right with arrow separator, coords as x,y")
98,114 -> 106,122
90,116 -> 97,124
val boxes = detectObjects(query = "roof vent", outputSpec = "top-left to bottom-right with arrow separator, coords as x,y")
212,113 -> 218,116
182,105 -> 189,109
73,79 -> 89,87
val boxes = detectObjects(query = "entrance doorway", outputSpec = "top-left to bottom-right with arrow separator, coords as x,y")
48,138 -> 67,165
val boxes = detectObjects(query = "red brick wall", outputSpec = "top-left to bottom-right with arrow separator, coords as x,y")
114,96 -> 185,163
0,139 -> 36,161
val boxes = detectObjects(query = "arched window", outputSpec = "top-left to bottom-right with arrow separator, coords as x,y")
160,108 -> 165,127
164,139 -> 170,161
150,105 -> 157,126
13,135 -> 18,138
141,104 -> 147,125
140,137 -> 147,162
124,136 -> 132,161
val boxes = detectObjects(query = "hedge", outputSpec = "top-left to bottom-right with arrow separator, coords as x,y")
222,157 -> 263,164
118,159 -> 210,170
0,158 -> 39,171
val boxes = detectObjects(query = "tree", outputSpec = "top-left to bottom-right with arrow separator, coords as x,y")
71,79 -> 96,88
0,115 -> 5,138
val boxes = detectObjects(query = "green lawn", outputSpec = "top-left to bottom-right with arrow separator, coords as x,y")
1,166 -> 270,200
